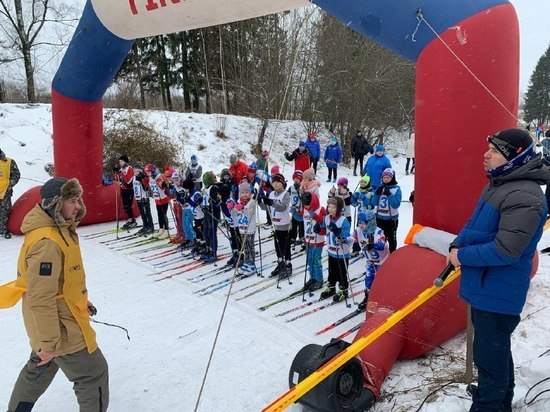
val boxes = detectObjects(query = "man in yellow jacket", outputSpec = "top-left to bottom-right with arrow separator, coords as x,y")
3,177 -> 109,412
0,147 -> 21,239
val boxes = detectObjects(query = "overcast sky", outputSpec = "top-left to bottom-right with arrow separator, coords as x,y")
509,0 -> 550,91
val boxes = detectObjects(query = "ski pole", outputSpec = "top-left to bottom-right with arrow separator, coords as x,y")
114,173 -> 120,239
338,243 -> 353,308
301,243 -> 310,302
257,203 -> 264,277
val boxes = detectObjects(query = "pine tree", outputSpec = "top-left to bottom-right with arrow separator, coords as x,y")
524,44 -> 550,126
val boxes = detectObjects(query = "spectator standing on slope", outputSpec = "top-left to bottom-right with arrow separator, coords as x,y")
305,133 -> 321,174
0,146 -> 20,239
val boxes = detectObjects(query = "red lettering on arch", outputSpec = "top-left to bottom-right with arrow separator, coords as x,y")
146,0 -> 159,11
129,0 -> 138,15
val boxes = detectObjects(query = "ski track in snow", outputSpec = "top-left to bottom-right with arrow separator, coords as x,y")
1,104 -> 550,411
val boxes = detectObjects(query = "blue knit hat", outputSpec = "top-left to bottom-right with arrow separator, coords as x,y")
299,141 -> 306,147
375,145 -> 385,152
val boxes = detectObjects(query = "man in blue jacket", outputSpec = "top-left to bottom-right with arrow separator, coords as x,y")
305,133 -> 321,174
362,145 -> 392,190
448,128 -> 549,412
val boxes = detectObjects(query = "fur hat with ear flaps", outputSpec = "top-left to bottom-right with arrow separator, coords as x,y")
40,177 -> 86,226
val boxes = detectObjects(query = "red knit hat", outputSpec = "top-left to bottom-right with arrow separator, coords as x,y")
292,170 -> 303,182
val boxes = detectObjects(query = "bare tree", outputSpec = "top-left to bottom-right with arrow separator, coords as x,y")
0,0 -> 77,102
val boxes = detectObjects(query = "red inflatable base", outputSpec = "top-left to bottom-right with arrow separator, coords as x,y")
8,184 -> 139,235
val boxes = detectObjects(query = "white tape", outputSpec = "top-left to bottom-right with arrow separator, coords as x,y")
91,0 -> 311,40
413,227 -> 456,257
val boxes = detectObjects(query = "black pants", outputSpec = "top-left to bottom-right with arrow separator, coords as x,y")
470,308 -> 520,412
376,218 -> 398,253
406,158 -> 415,173
195,217 -> 204,241
203,212 -> 218,256
274,229 -> 291,261
156,203 -> 169,229
328,167 -> 337,180
229,226 -> 242,254
290,217 -> 304,241
328,255 -> 349,289
137,200 -> 154,230
353,155 -> 365,175
310,157 -> 319,173
120,189 -> 135,219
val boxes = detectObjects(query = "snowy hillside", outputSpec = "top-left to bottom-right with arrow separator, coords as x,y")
1,104 -> 550,411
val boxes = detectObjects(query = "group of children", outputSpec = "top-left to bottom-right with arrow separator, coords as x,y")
115,151 -> 403,306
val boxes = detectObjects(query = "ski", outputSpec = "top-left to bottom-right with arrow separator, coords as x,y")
99,233 -> 139,245
273,276 -> 363,318
140,247 -> 180,262
82,227 -> 126,239
153,253 -> 231,282
285,289 -> 363,323
315,308 -> 366,335
336,321 -> 364,340
196,261 -> 280,296
253,256 -> 362,309
125,242 -> 174,256
111,237 -> 162,251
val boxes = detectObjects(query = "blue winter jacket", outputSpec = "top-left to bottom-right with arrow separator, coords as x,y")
453,157 -> 550,316
305,138 -> 321,159
324,143 -> 342,168
363,154 -> 392,189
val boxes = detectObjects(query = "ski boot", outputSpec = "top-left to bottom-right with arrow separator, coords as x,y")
301,278 -> 316,292
299,239 -> 306,251
2,231 -> 12,239
278,262 -> 292,280
269,261 -> 283,278
144,226 -> 155,236
357,290 -> 370,311
333,288 -> 349,303
203,252 -> 217,264
238,263 -> 257,278
308,280 -> 323,292
135,228 -> 147,237
122,218 -> 137,230
319,285 -> 336,300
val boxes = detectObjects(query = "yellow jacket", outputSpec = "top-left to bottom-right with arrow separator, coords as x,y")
0,205 -> 97,355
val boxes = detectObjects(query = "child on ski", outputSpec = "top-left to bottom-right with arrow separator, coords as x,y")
299,168 -> 321,197
183,178 -> 206,255
133,165 -> 154,236
288,170 -> 305,250
324,137 -> 343,183
200,171 -> 222,262
372,168 -> 402,253
234,182 -> 257,277
219,169 -> 241,267
301,192 -> 326,292
115,154 -> 137,229
317,197 -> 354,302
328,177 -> 352,223
259,173 -> 293,279
166,169 -> 186,244
351,175 -> 374,214
354,211 -> 390,310
144,164 -> 170,239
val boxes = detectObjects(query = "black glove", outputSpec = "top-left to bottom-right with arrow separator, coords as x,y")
263,197 -> 273,206
383,187 -> 391,196
88,303 -> 97,317
112,165 -> 121,173
328,222 -> 341,236
312,222 -> 321,234
335,236 -> 346,245
375,186 -> 384,196
367,243 -> 374,250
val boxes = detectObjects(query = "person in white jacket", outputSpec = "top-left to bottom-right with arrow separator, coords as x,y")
405,132 -> 415,175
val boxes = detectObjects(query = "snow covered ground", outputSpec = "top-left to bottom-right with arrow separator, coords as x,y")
1,104 -> 550,411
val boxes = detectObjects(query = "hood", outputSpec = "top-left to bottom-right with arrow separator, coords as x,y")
307,193 -> 320,211
491,156 -> 550,186
21,204 -> 79,234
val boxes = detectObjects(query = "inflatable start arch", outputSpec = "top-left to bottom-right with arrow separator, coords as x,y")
8,0 -> 521,409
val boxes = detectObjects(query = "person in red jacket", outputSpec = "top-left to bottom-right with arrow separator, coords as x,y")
229,154 -> 249,197
285,141 -> 311,172
114,154 -> 137,229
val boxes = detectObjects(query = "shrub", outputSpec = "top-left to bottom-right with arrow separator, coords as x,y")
103,112 -> 182,171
